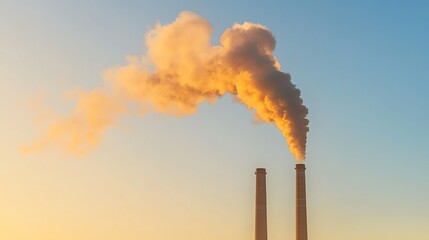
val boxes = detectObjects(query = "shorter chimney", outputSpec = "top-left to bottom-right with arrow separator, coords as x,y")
255,168 -> 268,240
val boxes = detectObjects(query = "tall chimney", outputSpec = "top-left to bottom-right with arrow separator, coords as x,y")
296,163 -> 308,240
255,168 -> 268,240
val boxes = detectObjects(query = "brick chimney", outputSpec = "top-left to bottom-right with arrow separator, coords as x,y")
255,168 -> 268,240
296,164 -> 308,240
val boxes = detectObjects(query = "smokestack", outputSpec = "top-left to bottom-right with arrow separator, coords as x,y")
296,163 -> 308,240
255,168 -> 268,240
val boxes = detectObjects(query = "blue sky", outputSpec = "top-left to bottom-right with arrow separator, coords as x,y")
1,1 -> 428,239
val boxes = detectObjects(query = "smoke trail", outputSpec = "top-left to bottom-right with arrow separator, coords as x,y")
24,11 -> 309,159
22,90 -> 125,156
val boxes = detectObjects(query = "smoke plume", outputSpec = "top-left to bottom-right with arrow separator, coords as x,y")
24,11 -> 309,159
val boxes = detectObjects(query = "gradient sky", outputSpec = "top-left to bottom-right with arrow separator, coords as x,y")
1,1 -> 429,239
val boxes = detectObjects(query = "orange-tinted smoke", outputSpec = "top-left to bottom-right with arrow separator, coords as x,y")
22,90 -> 125,156
26,11 -> 309,159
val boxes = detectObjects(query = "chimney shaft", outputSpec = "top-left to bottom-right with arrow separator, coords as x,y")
255,168 -> 268,240
296,164 -> 308,240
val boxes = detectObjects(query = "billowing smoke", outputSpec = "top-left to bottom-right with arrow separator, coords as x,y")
24,11 -> 309,159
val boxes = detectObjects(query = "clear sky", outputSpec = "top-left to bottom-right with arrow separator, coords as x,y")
1,0 -> 428,239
